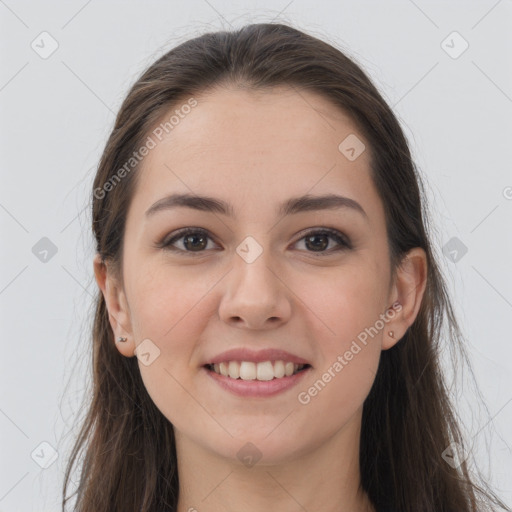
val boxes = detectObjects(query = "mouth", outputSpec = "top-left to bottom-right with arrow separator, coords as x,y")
204,360 -> 312,381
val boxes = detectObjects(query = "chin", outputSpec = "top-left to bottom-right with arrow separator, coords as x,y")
201,430 -> 310,468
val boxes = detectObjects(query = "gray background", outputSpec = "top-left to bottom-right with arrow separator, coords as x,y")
1,1 -> 511,510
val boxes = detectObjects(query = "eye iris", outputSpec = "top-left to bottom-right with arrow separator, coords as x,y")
305,234 -> 328,251
184,233 -> 207,251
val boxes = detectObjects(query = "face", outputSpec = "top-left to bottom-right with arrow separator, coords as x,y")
99,85 -> 419,465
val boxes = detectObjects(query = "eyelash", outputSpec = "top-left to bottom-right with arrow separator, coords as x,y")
156,227 -> 352,256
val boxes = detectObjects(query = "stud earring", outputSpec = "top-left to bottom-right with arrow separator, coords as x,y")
388,331 -> 394,338
117,336 -> 127,343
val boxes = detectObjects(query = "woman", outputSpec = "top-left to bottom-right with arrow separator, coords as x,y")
62,22 -> 511,512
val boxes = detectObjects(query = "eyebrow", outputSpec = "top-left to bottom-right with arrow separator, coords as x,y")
145,192 -> 368,220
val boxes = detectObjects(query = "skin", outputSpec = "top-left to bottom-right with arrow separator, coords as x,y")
94,84 -> 427,512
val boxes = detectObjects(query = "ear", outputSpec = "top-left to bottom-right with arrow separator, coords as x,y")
93,253 -> 135,357
383,247 -> 428,350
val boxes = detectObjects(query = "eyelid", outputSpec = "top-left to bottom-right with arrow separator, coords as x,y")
157,227 -> 217,253
295,226 -> 352,250
157,226 -> 352,254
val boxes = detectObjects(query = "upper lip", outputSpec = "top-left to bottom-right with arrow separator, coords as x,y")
203,348 -> 311,366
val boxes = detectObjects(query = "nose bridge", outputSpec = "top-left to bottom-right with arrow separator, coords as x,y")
218,234 -> 291,328
233,234 -> 279,296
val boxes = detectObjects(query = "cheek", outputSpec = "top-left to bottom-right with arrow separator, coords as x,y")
126,262 -> 218,342
296,258 -> 388,344
126,264 -> 221,428
294,260 -> 386,399
294,271 -> 385,416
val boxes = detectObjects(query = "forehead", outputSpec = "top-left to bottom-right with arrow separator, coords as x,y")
130,85 -> 382,224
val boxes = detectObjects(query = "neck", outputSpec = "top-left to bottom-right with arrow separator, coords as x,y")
174,409 -> 375,512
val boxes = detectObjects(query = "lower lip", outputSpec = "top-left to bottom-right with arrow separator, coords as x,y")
203,366 -> 311,397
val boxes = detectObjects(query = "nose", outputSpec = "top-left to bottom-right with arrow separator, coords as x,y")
218,248 -> 292,330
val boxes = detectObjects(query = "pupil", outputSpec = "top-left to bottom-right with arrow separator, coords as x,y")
185,234 -> 207,251
305,234 -> 328,251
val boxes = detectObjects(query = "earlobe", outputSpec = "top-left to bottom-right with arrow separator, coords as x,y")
93,253 -> 136,357
383,247 -> 428,350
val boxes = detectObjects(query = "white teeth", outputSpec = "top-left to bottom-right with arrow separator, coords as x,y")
239,361 -> 256,380
219,362 -> 229,377
228,361 -> 240,379
256,361 -> 274,381
209,360 -> 307,380
274,360 -> 285,378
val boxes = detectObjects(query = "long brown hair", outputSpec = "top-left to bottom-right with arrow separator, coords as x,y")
62,22 -> 511,512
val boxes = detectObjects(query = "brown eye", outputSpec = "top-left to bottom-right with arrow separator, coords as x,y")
157,227 -> 351,256
160,228 -> 216,253
304,233 -> 329,251
181,232 -> 208,251
295,228 -> 352,254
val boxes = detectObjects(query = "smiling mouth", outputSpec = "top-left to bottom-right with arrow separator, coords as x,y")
204,360 -> 311,381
